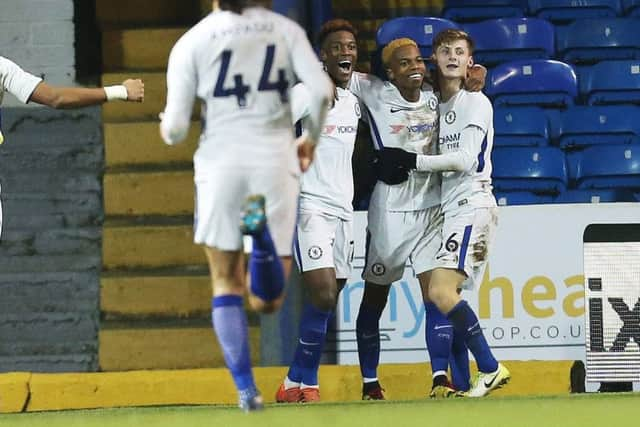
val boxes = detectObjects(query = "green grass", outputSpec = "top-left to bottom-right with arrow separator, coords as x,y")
1,394 -> 638,427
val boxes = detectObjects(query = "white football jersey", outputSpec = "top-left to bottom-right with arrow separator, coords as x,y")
0,56 -> 42,144
292,84 -> 360,220
161,7 -> 332,172
438,90 -> 496,213
349,72 -> 440,211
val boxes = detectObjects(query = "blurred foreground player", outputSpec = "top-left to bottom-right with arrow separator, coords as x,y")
160,0 -> 332,412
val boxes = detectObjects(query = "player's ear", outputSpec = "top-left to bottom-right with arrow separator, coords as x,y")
319,49 -> 328,62
467,55 -> 474,68
385,67 -> 394,80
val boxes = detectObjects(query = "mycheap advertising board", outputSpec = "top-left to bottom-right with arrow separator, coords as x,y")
335,203 -> 640,364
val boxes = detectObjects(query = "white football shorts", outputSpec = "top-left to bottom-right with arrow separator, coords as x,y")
293,210 -> 354,279
193,167 -> 299,256
435,206 -> 498,290
362,203 -> 443,285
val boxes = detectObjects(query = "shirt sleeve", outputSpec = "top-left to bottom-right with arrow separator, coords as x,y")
290,83 -> 311,124
416,125 -> 486,172
286,23 -> 332,144
160,37 -> 197,145
0,56 -> 42,104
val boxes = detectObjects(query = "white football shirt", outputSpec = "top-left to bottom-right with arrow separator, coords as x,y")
160,7 -> 332,173
349,72 -> 440,211
0,56 -> 43,144
435,89 -> 496,213
292,84 -> 360,220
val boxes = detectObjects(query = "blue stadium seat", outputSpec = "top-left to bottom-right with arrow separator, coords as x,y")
622,0 -> 640,16
554,189 -> 638,203
581,60 -> 640,105
556,18 -> 640,64
573,145 -> 640,189
492,146 -> 568,192
443,0 -> 527,22
494,191 -> 555,205
555,105 -> 640,148
494,107 -> 550,146
463,18 -> 555,67
373,17 -> 460,78
528,0 -> 623,22
486,59 -> 578,108
376,17 -> 461,55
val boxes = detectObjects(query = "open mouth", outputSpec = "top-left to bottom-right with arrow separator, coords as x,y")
408,73 -> 423,80
338,60 -> 352,72
447,64 -> 459,70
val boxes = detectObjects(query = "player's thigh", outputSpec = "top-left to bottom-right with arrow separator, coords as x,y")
194,171 -> 248,251
250,168 -> 299,256
362,206 -> 418,285
294,211 -> 339,275
333,217 -> 354,280
411,205 -> 444,276
436,207 -> 498,290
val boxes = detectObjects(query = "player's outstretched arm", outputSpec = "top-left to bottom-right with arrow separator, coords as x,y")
29,79 -> 144,109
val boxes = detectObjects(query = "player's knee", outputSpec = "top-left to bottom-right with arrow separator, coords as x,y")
361,282 -> 390,309
310,287 -> 338,312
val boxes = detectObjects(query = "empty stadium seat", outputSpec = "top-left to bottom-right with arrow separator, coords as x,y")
492,146 -> 568,192
376,16 -> 461,54
554,189 -> 638,203
372,17 -> 460,78
528,0 -> 623,22
581,60 -> 640,105
494,191 -> 555,205
486,59 -> 578,107
554,105 -> 640,148
573,145 -> 640,189
556,18 -> 640,63
463,18 -> 555,67
494,107 -> 550,146
622,0 -> 640,16
443,0 -> 527,22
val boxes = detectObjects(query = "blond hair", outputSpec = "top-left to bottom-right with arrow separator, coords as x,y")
381,38 -> 418,66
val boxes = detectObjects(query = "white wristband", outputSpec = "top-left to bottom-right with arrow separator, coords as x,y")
104,85 -> 128,101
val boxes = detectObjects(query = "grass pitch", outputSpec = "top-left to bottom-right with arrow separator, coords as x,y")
1,393 -> 637,427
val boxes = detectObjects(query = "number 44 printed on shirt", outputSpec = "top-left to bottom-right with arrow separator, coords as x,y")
213,44 -> 289,107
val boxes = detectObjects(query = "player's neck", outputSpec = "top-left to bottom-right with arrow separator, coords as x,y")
438,78 -> 462,103
396,85 -> 421,103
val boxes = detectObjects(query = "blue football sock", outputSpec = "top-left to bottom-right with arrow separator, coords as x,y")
447,300 -> 498,373
249,224 -> 285,301
450,329 -> 471,391
356,303 -> 385,380
212,295 -> 255,393
287,303 -> 331,386
425,302 -> 453,377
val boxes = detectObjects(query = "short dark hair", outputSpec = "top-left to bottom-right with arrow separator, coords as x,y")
219,0 -> 267,13
317,19 -> 358,47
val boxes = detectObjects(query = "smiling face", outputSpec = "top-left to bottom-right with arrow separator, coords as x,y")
385,44 -> 426,93
320,30 -> 358,88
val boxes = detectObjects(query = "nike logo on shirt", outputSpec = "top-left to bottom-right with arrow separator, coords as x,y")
433,325 -> 453,330
390,107 -> 414,113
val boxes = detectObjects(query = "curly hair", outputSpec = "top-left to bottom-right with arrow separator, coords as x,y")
317,18 -> 358,47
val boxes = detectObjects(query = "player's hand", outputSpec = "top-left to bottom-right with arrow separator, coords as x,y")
380,147 -> 417,169
123,79 -> 144,102
296,135 -> 316,172
465,64 -> 487,92
373,150 -> 411,185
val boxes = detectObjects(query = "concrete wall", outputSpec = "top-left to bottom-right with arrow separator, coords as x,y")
0,0 -> 102,372
0,0 -> 75,107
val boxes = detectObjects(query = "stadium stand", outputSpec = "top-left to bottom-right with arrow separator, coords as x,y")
622,0 -> 640,15
486,59 -> 578,108
572,144 -> 640,189
556,18 -> 640,64
580,60 -> 640,105
494,191 -> 555,205
442,0 -> 527,22
528,0 -> 623,22
492,146 -> 569,193
494,106 -> 550,146
554,188 -> 638,203
463,18 -> 555,66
